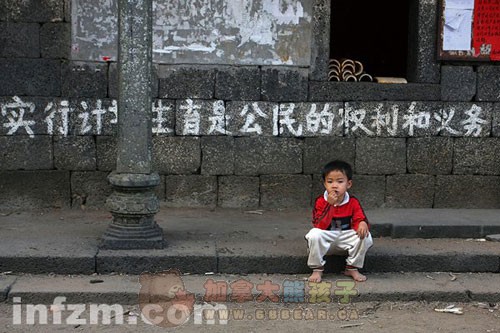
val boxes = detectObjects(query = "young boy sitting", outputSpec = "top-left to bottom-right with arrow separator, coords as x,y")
305,160 -> 373,282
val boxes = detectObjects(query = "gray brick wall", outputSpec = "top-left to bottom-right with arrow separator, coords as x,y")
0,59 -> 61,96
260,175 -> 312,208
0,23 -> 40,58
0,0 -> 499,210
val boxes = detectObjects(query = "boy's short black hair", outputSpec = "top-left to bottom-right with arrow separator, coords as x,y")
322,160 -> 353,180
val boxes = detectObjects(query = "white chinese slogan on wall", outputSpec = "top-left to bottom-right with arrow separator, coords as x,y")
0,97 -> 493,138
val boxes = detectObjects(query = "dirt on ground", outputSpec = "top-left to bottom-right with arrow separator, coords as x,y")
0,300 -> 498,333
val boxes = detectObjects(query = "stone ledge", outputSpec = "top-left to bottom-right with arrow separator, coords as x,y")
309,82 -> 441,101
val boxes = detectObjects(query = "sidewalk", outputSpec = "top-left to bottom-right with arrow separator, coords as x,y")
2,272 -> 500,304
0,207 -> 499,275
0,207 -> 499,304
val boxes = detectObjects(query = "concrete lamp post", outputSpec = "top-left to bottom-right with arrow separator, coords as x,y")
100,0 -> 164,249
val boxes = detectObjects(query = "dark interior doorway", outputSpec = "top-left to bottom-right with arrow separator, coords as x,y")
330,0 -> 410,79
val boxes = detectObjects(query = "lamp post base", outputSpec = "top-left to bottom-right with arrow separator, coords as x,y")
101,172 -> 165,250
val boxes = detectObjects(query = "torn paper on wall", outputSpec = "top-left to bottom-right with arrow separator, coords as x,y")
443,7 -> 473,50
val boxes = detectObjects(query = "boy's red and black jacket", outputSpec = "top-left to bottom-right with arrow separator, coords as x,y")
311,193 -> 369,232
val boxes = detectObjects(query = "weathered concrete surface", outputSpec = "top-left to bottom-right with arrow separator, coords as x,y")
0,210 -> 99,273
0,276 -> 16,302
0,208 -> 499,275
486,234 -> 500,242
97,239 -> 217,275
5,272 -> 500,305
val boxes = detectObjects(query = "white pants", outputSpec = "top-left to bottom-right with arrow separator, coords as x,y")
305,228 -> 373,269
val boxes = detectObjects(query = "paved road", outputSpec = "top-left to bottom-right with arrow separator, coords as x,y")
0,301 -> 498,332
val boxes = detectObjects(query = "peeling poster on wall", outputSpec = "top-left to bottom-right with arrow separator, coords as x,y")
71,0 -> 312,65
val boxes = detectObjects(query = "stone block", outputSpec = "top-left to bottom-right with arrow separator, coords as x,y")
0,135 -> 53,170
62,62 -> 108,98
261,67 -> 308,102
108,63 -> 118,99
350,175 -> 386,209
310,0 -> 330,81
0,59 -> 61,96
175,99 -> 227,136
385,174 -> 435,208
64,0 -> 70,22
0,170 -> 70,209
158,66 -> 215,99
477,66 -> 500,102
407,137 -> 453,174
226,101 -> 277,136
278,102 -> 344,137
70,98 -> 118,136
260,175 -> 312,208
70,171 -> 111,208
309,82 -> 441,102
345,101 -> 441,137
440,66 -> 476,102
0,0 -> 64,22
96,136 -> 116,171
53,136 -> 96,170
435,175 -> 500,208
166,175 -> 217,208
355,138 -> 406,175
40,22 -> 70,59
407,0 -> 440,83
152,99 -> 175,136
156,174 -> 166,201
303,137 -> 355,174
152,137 -> 200,174
493,103 -> 500,137
438,103 -> 492,137
108,63 -> 159,99
454,138 -> 500,175
234,137 -> 303,175
201,136 -> 234,175
218,176 -> 259,208
0,23 -> 39,57
215,67 -> 261,101
311,174 -> 324,206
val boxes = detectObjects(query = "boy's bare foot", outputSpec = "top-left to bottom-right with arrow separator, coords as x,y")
308,270 -> 323,282
343,269 -> 367,282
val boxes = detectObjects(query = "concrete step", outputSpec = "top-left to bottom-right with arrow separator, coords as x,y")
0,238 -> 498,275
2,272 -> 500,305
0,208 -> 499,275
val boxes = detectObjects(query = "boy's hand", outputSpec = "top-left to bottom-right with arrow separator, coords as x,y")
357,221 -> 369,239
326,190 -> 341,206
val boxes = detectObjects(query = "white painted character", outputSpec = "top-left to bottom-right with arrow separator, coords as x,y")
371,103 -> 398,136
208,100 -> 229,135
44,100 -> 71,136
2,96 -> 36,138
402,102 -> 430,136
434,107 -> 461,135
461,104 -> 487,137
306,103 -> 335,135
274,103 -> 302,136
152,100 -> 173,135
180,99 -> 201,135
344,106 -> 374,136
239,102 -> 270,135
